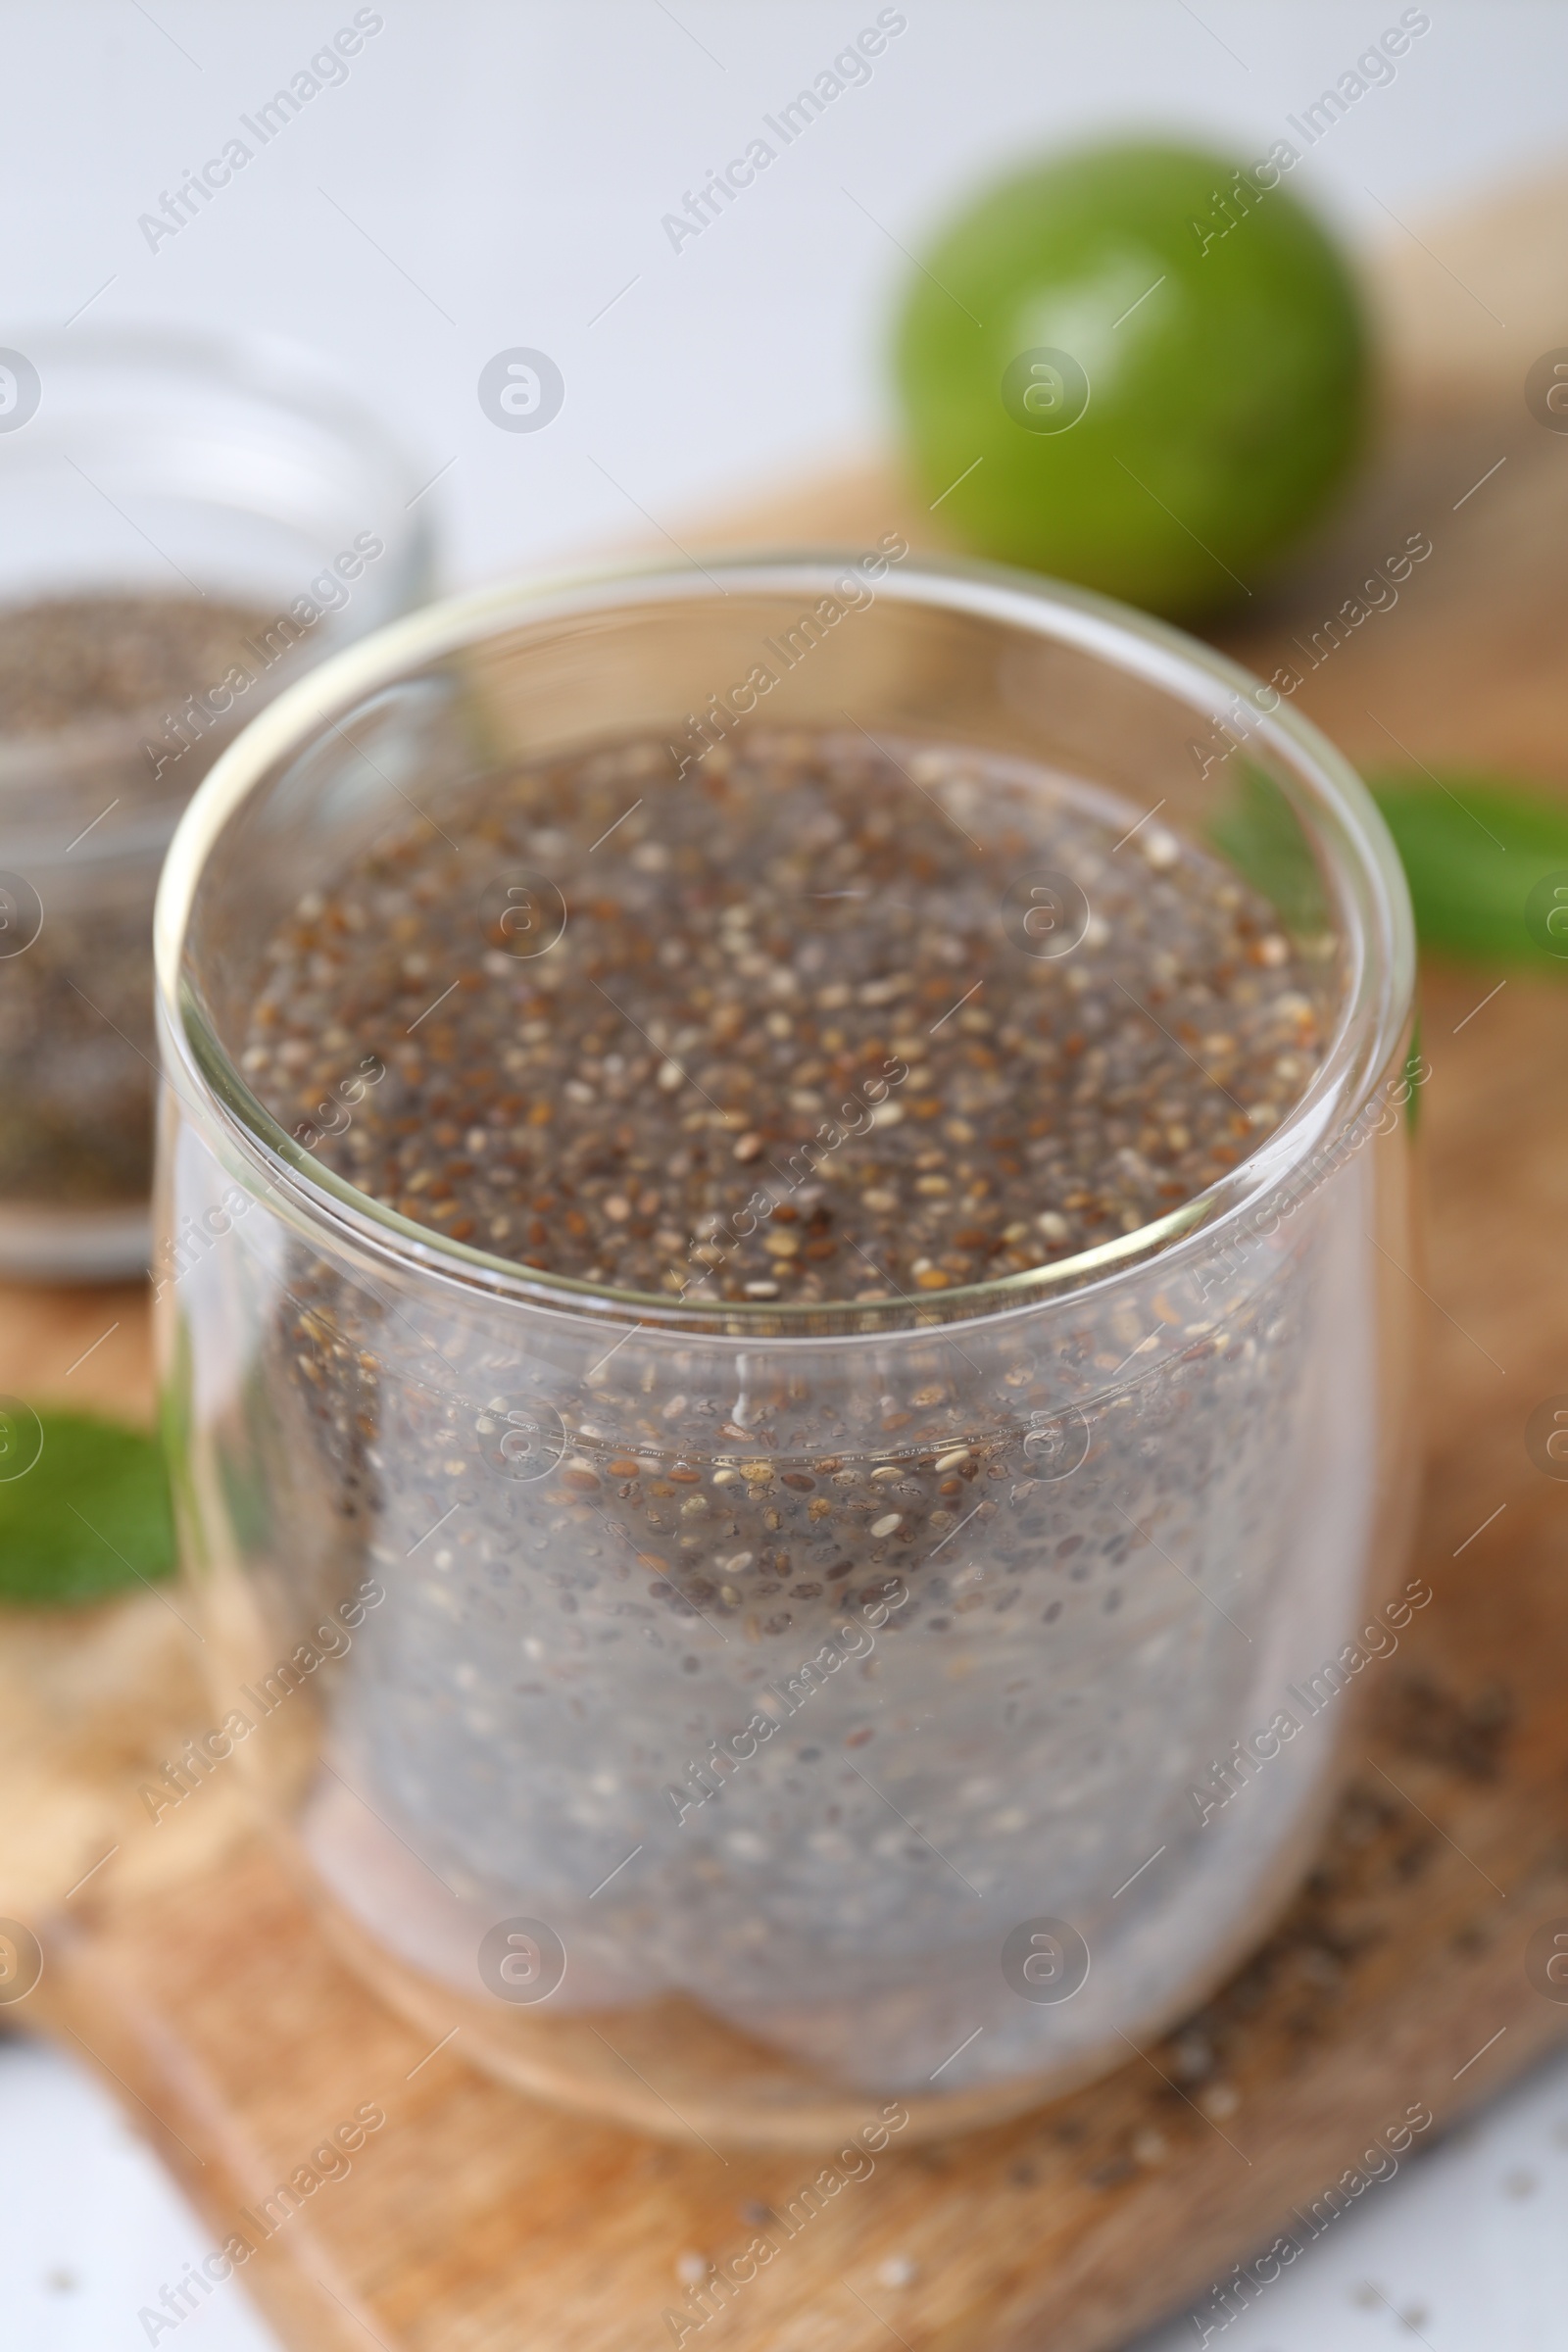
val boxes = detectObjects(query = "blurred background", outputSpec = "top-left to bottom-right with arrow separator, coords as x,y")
4,3 -> 1560,589
5,7 -> 1568,2348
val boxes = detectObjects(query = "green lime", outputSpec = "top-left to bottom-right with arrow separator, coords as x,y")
894,139 -> 1371,617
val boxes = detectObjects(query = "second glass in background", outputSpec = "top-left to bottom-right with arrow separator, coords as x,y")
0,327 -> 432,1279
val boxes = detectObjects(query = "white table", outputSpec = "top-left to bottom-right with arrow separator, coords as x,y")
5,2031 -> 1568,2350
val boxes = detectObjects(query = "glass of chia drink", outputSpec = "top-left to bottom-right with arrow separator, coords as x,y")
154,553 -> 1416,2148
0,328 -> 431,1279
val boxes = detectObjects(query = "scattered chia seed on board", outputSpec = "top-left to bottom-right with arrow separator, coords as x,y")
241,726 -> 1326,1298
219,725 -> 1381,2098
0,593 -> 281,1205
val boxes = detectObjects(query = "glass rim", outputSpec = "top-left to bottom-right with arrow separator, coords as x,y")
0,316 -> 425,473
154,548 -> 1415,1342
0,319 -> 432,829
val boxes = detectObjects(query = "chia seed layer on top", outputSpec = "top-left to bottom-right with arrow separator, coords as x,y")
240,726 -> 1325,1299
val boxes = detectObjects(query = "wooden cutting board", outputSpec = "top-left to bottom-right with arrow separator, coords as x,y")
8,168 -> 1568,2352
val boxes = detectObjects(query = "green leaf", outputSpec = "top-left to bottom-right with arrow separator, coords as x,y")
1403,1015 -> 1424,1136
1212,762 -> 1568,971
1365,773 -> 1568,968
0,1408 -> 175,1607
1207,763 -> 1329,935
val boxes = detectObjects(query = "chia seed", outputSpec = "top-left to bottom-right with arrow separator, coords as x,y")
0,594 -> 290,1206
241,726 -> 1325,1298
217,726 -> 1384,2103
0,594 -> 274,736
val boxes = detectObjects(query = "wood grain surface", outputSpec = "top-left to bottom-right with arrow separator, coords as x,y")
6,168 -> 1568,2352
